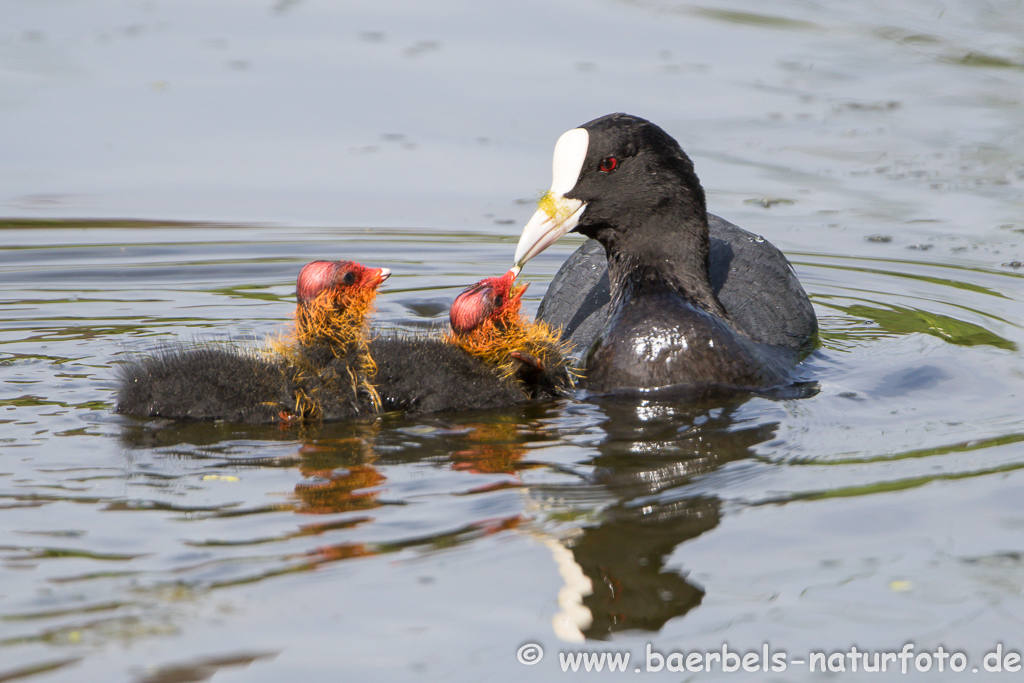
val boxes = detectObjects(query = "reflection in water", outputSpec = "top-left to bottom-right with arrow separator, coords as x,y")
820,300 -> 1017,351
295,463 -> 384,514
115,415 -> 537,580
570,497 -> 716,638
533,396 -> 781,640
116,397 -> 783,640
289,421 -> 539,571
448,421 -> 540,475
293,436 -> 383,515
6,0 -> 1024,670
134,651 -> 278,683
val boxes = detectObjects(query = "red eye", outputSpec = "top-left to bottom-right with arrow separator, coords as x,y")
598,156 -> 618,173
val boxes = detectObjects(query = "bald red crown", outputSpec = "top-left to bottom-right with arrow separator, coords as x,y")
296,261 -> 390,304
449,269 -> 526,334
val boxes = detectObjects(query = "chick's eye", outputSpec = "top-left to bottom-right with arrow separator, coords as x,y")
492,294 -> 504,308
342,271 -> 357,285
598,156 -> 618,173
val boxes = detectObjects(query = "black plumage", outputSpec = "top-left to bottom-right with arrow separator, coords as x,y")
370,271 -> 573,414
536,215 -> 817,357
114,260 -> 386,423
514,113 -> 817,394
369,335 -> 530,414
114,265 -> 573,423
114,343 -> 371,423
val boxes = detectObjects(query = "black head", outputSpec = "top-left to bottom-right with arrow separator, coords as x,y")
568,114 -> 706,240
513,113 -> 709,270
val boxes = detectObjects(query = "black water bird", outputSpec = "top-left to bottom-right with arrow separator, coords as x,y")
116,264 -> 573,422
512,113 -> 816,394
370,270 -> 574,413
115,260 -> 389,423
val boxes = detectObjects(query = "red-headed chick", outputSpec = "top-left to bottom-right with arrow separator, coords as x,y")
448,269 -> 574,395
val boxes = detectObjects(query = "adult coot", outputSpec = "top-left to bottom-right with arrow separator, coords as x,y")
511,113 -> 816,394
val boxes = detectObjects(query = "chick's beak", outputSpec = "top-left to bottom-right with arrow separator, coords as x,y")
368,267 -> 391,288
511,280 -> 529,302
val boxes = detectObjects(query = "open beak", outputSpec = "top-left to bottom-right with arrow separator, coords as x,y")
500,268 -> 529,300
369,267 -> 391,288
511,280 -> 529,302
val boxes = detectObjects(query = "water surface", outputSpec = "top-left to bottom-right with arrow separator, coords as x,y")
2,0 -> 1024,681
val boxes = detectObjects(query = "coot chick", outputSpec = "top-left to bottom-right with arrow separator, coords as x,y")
115,260 -> 389,423
512,113 -> 816,394
447,269 -> 574,396
370,270 -> 574,413
271,259 -> 390,420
